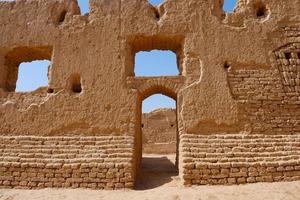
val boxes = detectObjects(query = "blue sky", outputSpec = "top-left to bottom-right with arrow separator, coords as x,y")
135,50 -> 178,77
77,0 -> 237,14
16,0 -> 237,113
16,61 -> 50,92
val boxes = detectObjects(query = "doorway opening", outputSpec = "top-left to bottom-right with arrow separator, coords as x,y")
135,93 -> 179,190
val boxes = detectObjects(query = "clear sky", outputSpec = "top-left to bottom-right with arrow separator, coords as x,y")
16,60 -> 50,92
78,0 -> 237,14
135,50 -> 178,77
16,0 -> 237,113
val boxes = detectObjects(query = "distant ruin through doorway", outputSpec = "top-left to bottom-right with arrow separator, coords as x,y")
142,94 -> 177,154
135,93 -> 179,190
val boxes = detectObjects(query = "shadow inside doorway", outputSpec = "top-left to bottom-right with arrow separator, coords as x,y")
135,154 -> 179,190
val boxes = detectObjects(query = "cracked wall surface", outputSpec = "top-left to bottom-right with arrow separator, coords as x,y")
0,0 -> 300,189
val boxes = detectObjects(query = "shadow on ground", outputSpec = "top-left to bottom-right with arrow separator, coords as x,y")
135,155 -> 179,190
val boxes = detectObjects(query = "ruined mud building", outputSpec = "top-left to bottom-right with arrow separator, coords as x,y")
0,0 -> 300,189
142,109 -> 177,154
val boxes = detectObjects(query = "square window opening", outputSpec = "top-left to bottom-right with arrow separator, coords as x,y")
15,60 -> 50,92
135,50 -> 179,77
1,46 -> 53,92
126,36 -> 184,77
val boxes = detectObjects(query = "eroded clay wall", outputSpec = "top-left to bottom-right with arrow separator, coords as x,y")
0,0 -> 137,136
0,0 -> 299,189
0,1 -> 299,137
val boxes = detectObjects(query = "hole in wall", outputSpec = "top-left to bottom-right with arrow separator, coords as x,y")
58,10 -> 67,23
222,0 -> 237,13
136,94 -> 178,190
153,8 -> 160,19
224,62 -> 231,69
15,60 -> 50,92
73,83 -> 82,93
69,74 -> 82,93
297,52 -> 300,59
47,88 -> 54,94
254,1 -> 268,18
135,50 -> 179,77
285,52 -> 292,60
256,6 -> 266,17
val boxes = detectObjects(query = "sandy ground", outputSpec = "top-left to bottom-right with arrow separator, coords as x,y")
0,154 -> 300,200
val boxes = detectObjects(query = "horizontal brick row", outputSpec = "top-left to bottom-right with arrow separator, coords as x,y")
0,136 -> 135,189
181,134 -> 300,186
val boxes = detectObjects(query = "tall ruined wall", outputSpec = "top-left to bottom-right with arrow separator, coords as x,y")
0,0 -> 299,189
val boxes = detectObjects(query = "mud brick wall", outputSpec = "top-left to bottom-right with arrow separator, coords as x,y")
0,136 -> 134,189
228,67 -> 300,134
180,134 -> 300,185
0,0 -> 300,189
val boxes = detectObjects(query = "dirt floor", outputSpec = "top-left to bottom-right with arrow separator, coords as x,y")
0,154 -> 299,200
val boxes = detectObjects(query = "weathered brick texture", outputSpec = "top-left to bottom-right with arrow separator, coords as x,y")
181,134 -> 300,185
0,0 -> 300,189
0,136 -> 134,189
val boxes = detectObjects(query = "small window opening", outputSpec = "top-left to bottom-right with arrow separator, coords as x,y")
224,62 -> 231,69
47,88 -> 54,94
223,0 -> 237,13
297,52 -> 300,59
135,50 -> 179,77
255,1 -> 268,18
148,0 -> 164,6
285,52 -> 292,60
15,60 -> 50,92
153,8 -> 160,19
78,0 -> 90,15
256,6 -> 266,17
72,83 -> 82,93
70,74 -> 82,93
58,10 -> 67,23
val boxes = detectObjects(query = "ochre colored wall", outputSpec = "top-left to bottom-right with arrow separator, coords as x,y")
0,0 -> 300,189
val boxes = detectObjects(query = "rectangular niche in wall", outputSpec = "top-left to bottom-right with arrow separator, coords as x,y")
1,46 -> 52,92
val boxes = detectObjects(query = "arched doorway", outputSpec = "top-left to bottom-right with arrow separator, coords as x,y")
135,86 -> 180,190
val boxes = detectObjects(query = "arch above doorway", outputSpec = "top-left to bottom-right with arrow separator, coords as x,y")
127,76 -> 184,101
